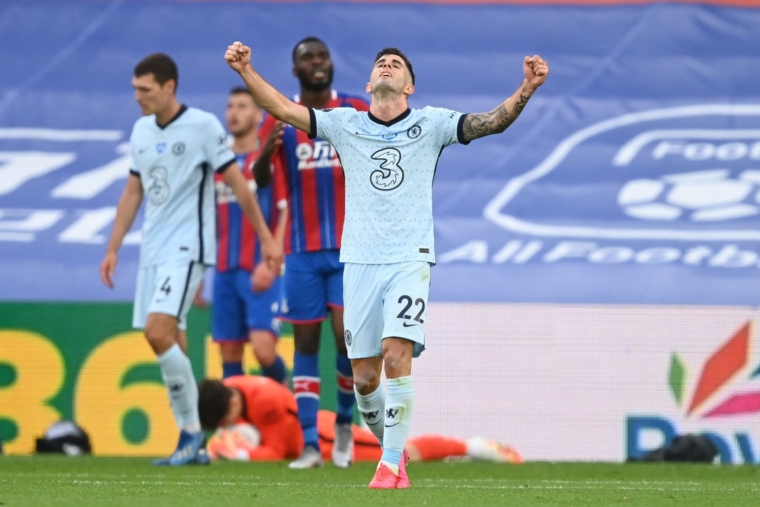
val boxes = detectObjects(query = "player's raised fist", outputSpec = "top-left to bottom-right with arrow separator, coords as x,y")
225,42 -> 252,73
523,55 -> 549,91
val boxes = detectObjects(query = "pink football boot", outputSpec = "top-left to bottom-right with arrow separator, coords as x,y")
368,463 -> 398,489
396,449 -> 410,489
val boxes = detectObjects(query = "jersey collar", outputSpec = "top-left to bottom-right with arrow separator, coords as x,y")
368,108 -> 410,128
156,104 -> 188,130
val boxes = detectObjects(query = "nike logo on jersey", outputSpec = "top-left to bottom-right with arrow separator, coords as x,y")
138,147 -> 149,154
402,322 -> 418,327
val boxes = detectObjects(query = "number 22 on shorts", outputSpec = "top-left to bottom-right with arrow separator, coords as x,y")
397,295 -> 425,327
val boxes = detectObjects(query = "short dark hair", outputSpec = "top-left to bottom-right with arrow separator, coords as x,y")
292,36 -> 328,64
134,53 -> 179,90
229,86 -> 252,97
198,379 -> 233,431
229,87 -> 260,109
375,48 -> 415,85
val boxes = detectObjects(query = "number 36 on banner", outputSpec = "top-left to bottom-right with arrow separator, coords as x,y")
0,331 -> 176,456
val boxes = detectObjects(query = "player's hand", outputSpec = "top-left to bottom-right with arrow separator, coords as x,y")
225,41 -> 252,73
100,251 -> 118,289
251,262 -> 275,293
523,55 -> 549,92
261,122 -> 285,159
193,281 -> 209,308
261,238 -> 284,279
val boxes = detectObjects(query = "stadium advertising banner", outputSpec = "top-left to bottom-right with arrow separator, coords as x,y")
415,304 -> 760,463
0,303 -> 331,456
4,302 -> 758,462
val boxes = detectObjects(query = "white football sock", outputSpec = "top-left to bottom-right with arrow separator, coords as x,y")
157,343 -> 201,433
355,384 -> 385,447
381,376 -> 414,468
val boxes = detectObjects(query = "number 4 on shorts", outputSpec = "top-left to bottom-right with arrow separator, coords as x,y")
160,277 -> 171,296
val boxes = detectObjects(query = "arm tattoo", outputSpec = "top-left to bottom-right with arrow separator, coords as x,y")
462,86 -> 532,142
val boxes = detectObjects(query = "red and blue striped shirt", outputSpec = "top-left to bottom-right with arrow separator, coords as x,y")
214,149 -> 281,272
261,91 -> 369,254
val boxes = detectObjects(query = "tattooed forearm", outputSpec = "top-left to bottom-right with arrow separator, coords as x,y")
462,85 -> 533,142
514,86 -> 531,114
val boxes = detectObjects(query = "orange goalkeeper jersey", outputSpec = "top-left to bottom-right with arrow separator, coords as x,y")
223,375 -> 303,460
222,375 -> 381,461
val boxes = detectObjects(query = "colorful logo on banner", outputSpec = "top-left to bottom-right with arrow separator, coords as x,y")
627,322 -> 760,464
669,322 -> 760,418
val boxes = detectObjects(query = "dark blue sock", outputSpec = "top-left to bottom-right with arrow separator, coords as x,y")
260,355 -> 287,384
293,351 -> 320,449
222,362 -> 244,378
335,354 -> 355,425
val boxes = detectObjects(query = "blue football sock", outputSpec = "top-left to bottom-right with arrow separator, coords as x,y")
260,355 -> 287,384
293,351 -> 320,449
222,362 -> 244,379
335,354 -> 356,425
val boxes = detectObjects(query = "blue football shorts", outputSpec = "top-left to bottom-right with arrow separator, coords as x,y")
279,250 -> 343,323
212,268 -> 282,341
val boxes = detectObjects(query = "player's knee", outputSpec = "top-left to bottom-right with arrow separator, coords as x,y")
293,329 -> 320,355
382,343 -> 413,378
253,346 -> 276,366
219,342 -> 244,363
144,326 -> 175,354
353,367 -> 380,395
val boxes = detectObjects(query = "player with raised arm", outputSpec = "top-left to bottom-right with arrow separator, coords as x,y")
225,41 -> 548,487
100,53 -> 282,466
253,37 -> 369,470
212,87 -> 288,383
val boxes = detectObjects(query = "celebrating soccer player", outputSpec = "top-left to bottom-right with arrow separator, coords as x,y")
225,41 -> 548,487
252,37 -> 369,469
212,87 -> 288,383
100,53 -> 282,466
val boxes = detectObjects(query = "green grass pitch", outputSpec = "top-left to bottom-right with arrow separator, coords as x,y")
1,457 -> 759,506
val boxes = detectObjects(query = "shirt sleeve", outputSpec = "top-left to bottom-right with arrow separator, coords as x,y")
128,126 -> 141,177
203,115 -> 236,172
309,107 -> 353,145
432,107 -> 470,147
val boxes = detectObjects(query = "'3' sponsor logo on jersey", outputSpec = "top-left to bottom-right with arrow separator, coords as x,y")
370,147 -> 404,191
147,166 -> 170,204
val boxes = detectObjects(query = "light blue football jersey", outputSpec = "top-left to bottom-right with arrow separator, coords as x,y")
310,106 -> 468,264
129,106 -> 235,267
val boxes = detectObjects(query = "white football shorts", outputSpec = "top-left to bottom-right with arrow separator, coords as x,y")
343,261 -> 431,359
133,260 -> 206,331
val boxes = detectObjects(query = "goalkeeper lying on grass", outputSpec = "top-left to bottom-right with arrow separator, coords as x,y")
198,376 -> 522,464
